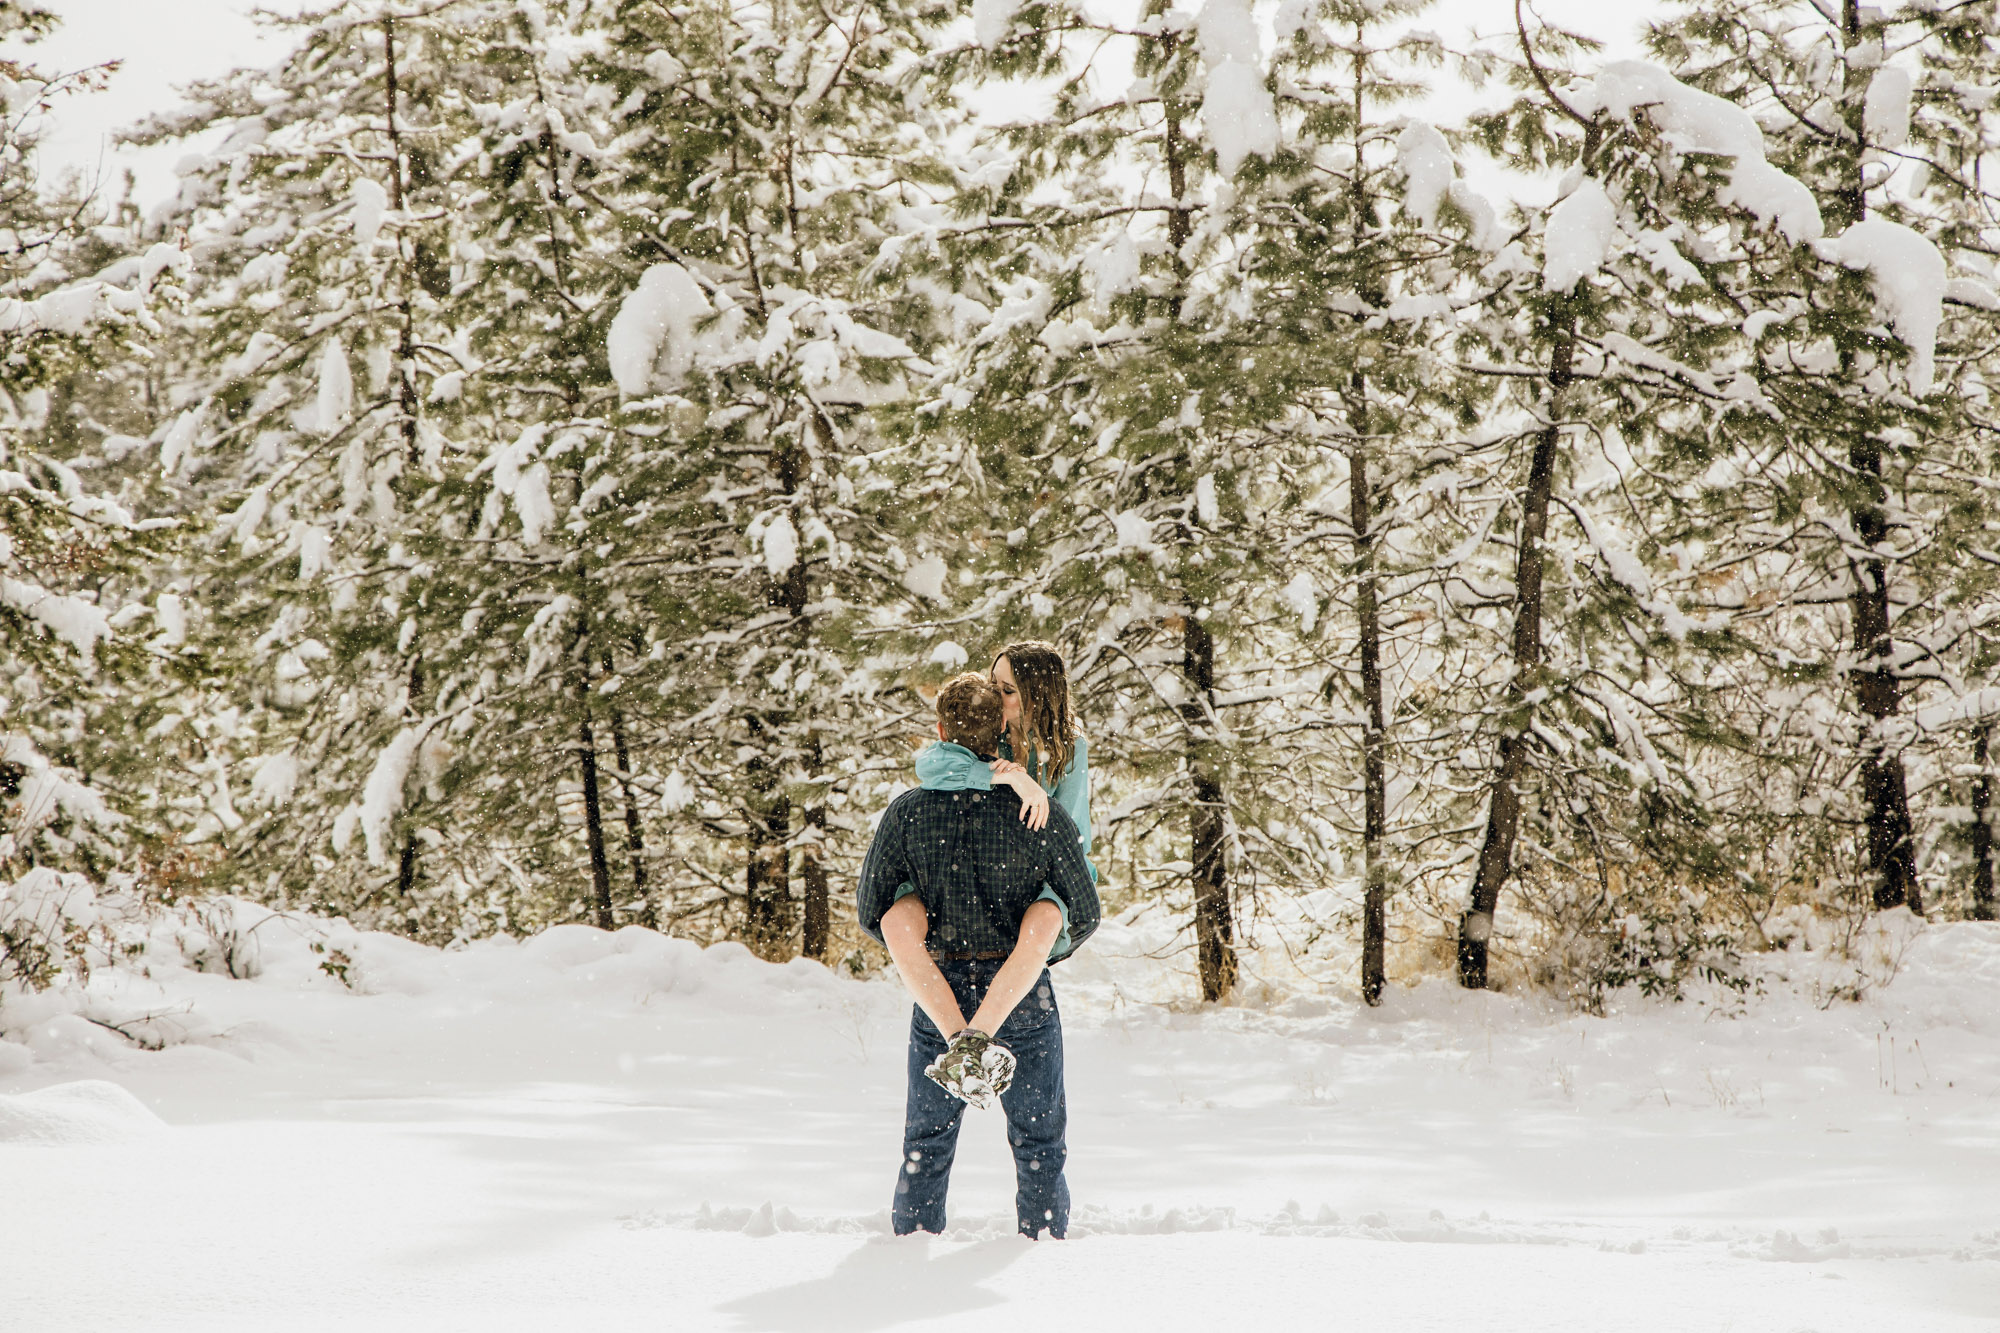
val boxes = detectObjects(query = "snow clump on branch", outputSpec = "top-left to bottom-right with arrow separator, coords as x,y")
973,0 -> 1024,48
1198,0 -> 1278,176
316,338 -> 353,436
1585,61 -> 1824,246
349,177 -> 389,250
1819,219 -> 1946,396
1863,65 -> 1913,150
1395,121 -> 1504,251
1544,178 -> 1617,294
608,263 -> 712,396
360,728 -> 422,867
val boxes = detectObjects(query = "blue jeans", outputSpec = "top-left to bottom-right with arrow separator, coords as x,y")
892,960 -> 1069,1239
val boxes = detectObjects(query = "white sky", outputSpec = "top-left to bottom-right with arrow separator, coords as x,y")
11,0 -> 310,205
9,0 -> 1665,209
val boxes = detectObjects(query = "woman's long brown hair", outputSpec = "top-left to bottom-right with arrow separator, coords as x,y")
993,640 -> 1078,786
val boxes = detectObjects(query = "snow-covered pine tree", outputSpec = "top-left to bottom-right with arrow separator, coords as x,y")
1896,5 -> 2000,920
124,1 -> 548,937
1419,6 -> 1844,993
1649,0 -> 2000,922
913,0 -> 1408,999
2,3 -> 182,980
1229,1 -> 1501,1002
1844,2 -> 2000,920
130,0 -> 963,954
523,0 -> 958,958
1431,10 -> 1618,990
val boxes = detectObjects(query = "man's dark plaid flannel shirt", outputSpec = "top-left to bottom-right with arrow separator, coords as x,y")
857,783 -> 1100,964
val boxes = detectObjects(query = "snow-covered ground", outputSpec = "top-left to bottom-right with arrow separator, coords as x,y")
4,903 -> 1999,1332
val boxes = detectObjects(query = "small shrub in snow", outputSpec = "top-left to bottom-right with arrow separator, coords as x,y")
0,867 -> 100,991
1516,865 -> 1750,1010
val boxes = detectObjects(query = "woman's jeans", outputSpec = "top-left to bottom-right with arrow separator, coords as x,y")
892,959 -> 1068,1239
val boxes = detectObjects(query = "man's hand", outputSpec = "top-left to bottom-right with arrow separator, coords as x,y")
965,900 -> 1064,1037
924,1028 -> 1018,1110
991,760 -> 1051,831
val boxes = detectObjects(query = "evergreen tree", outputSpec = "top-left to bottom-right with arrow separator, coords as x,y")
1649,0 -> 2000,925
1420,6 -> 1836,992
2,2 -> 179,980
128,1 -> 549,937
576,0 -> 966,958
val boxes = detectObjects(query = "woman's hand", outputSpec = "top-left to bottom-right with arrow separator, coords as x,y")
992,766 -> 1050,830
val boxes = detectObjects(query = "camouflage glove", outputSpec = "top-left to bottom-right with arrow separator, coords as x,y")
924,1028 -> 1018,1110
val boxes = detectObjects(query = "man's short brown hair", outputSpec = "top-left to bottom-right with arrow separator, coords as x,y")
937,672 -> 1004,757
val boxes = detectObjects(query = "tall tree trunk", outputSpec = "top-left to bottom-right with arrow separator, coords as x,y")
1183,613 -> 1236,1001
395,661 -> 423,901
384,24 -> 422,909
800,737 -> 830,961
603,674 -> 651,929
1161,43 -> 1234,1002
788,422 -> 830,961
741,424 -> 821,961
1848,450 -> 1920,913
1345,48 -> 1387,1001
575,664 -> 615,930
397,835 -> 419,898
1971,725 -> 1995,921
1458,308 -> 1575,989
1349,419 -> 1387,1006
1838,3 -> 1920,914
743,722 -> 791,957
381,16 -> 419,464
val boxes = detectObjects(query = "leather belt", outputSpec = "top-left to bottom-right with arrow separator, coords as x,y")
930,950 -> 1010,961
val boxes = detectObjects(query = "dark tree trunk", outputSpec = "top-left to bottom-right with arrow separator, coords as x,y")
1349,429 -> 1387,1006
381,17 -> 419,464
394,659 -> 423,901
1159,41 -> 1232,1001
1847,448 -> 1921,914
397,834 -> 418,898
1344,45 -> 1388,1008
1182,614 -> 1236,1001
1458,312 -> 1575,989
605,692 -> 651,929
1835,0 -> 1918,915
744,724 -> 792,957
1971,726 -> 1995,921
781,433 -> 828,961
574,669 -> 615,930
801,791 -> 830,960
380,34 -> 423,906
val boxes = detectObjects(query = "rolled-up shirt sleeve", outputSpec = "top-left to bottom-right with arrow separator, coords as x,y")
1036,804 -> 1100,963
856,805 -> 914,944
